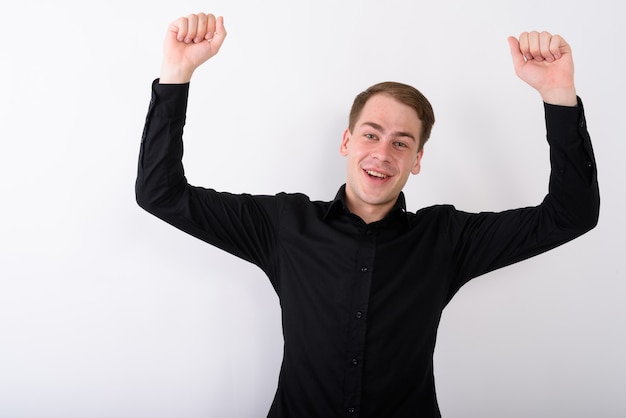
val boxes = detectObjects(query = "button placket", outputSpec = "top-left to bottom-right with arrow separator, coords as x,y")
343,226 -> 375,416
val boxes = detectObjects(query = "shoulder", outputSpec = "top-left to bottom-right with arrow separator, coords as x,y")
406,204 -> 476,232
409,204 -> 458,221
275,191 -> 333,213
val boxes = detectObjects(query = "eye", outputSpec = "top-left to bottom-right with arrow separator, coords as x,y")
364,133 -> 377,140
394,141 -> 409,148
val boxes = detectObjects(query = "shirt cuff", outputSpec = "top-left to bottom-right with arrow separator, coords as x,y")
150,78 -> 190,119
544,96 -> 587,145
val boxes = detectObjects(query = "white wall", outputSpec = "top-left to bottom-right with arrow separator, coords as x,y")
1,1 -> 624,417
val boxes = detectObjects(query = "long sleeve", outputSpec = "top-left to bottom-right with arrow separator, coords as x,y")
136,80 -> 189,212
447,98 -> 600,293
135,80 -> 279,276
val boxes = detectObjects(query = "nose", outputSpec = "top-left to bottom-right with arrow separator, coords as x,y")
371,140 -> 392,163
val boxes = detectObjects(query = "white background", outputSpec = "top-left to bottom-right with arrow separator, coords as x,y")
1,1 -> 624,417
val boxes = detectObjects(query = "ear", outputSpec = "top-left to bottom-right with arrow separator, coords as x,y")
339,128 -> 351,156
411,148 -> 424,175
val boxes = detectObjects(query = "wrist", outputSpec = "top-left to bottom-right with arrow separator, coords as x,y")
540,87 -> 578,106
159,64 -> 194,84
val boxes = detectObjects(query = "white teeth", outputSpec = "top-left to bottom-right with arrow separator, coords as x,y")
366,170 -> 387,179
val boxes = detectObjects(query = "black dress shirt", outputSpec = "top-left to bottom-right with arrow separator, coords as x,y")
136,80 -> 599,417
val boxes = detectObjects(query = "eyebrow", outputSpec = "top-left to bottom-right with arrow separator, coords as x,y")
361,121 -> 417,143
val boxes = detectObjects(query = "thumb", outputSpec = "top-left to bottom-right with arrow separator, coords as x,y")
206,16 -> 227,53
166,16 -> 188,43
507,36 -> 525,73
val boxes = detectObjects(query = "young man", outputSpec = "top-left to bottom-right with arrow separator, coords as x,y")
136,13 -> 599,418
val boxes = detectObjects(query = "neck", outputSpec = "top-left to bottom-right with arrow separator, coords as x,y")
345,200 -> 395,225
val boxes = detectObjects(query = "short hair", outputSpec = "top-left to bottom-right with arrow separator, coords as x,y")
348,82 -> 435,150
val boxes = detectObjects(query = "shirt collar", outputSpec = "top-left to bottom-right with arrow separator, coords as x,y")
323,184 -> 408,225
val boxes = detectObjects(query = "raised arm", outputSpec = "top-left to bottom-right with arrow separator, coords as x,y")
136,13 -> 280,272
160,13 -> 227,84
446,32 -> 599,291
508,31 -> 577,106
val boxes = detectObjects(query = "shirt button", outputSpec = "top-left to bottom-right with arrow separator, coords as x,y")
348,407 -> 355,413
355,311 -> 363,319
352,358 -> 359,365
360,266 -> 368,273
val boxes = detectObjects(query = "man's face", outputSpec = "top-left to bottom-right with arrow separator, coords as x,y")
340,93 -> 423,222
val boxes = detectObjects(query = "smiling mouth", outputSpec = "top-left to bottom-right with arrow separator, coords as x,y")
365,169 -> 388,179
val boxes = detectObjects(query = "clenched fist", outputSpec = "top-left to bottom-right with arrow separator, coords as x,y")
160,13 -> 227,84
508,31 -> 577,106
